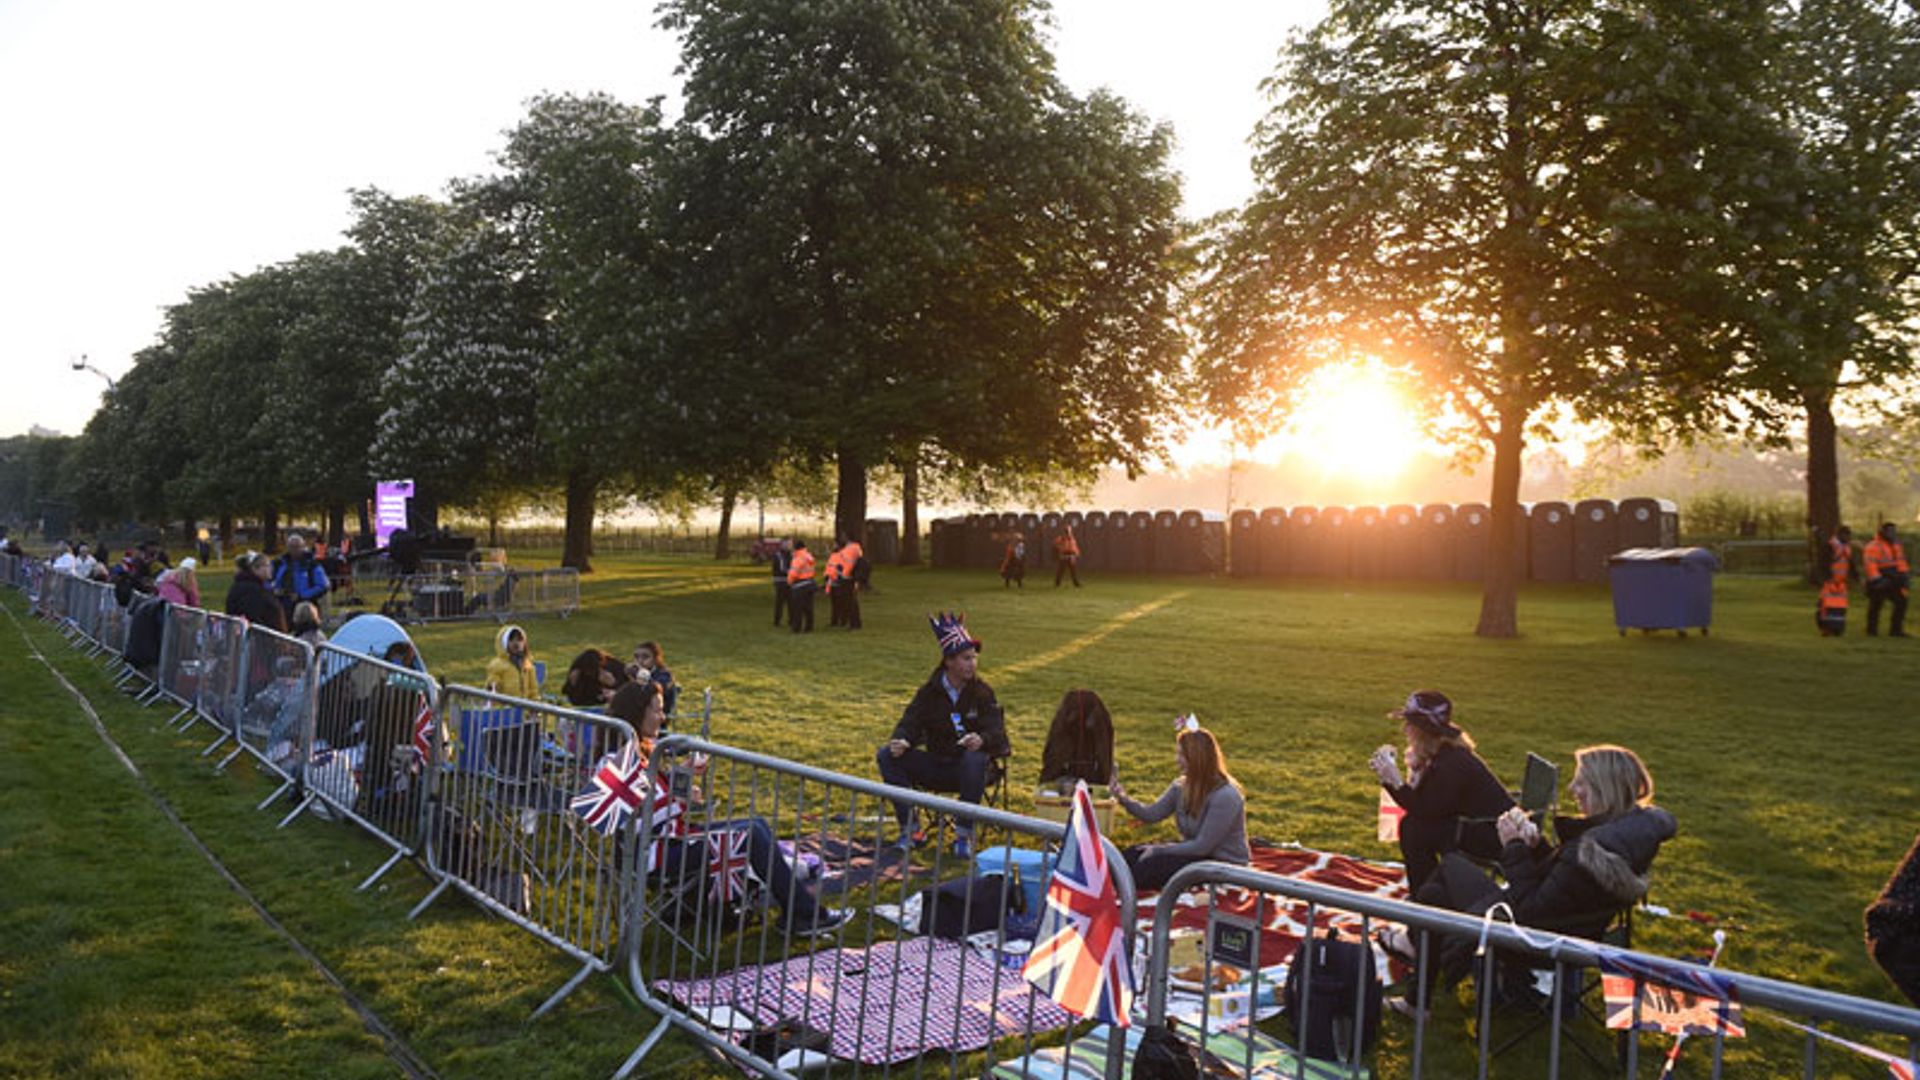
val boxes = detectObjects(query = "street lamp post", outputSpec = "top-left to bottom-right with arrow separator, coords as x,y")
70,354 -> 116,392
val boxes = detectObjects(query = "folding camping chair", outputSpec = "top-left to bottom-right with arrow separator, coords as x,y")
1455,752 -> 1560,870
1483,902 -> 1639,1070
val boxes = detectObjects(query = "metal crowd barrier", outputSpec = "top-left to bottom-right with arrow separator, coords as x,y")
152,603 -> 209,720
112,593 -> 166,694
182,613 -> 248,748
214,623 -> 315,788
32,563 -> 69,621
410,684 -> 639,1016
394,567 -> 581,624
617,734 -> 1139,1080
1142,861 -> 1920,1080
275,643 -> 440,890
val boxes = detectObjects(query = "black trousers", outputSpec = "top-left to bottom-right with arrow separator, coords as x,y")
1399,814 -> 1503,896
773,580 -> 790,626
1123,845 -> 1216,892
1054,557 -> 1080,587
842,583 -> 861,629
1868,586 -> 1909,635
789,584 -> 815,632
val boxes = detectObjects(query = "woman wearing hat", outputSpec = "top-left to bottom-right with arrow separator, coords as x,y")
1369,689 -> 1513,893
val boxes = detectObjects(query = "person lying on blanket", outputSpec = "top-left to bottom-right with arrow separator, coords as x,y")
1111,719 -> 1250,891
1368,688 -> 1514,894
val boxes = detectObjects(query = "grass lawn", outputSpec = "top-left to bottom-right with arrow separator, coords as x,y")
4,553 -> 1915,1077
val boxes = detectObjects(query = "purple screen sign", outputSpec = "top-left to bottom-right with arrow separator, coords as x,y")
375,480 -> 414,549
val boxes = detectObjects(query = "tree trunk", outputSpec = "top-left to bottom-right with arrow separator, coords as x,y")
326,502 -> 347,548
1475,415 -> 1528,639
218,513 -> 234,549
262,506 -> 280,554
181,517 -> 196,547
562,469 -> 596,573
834,443 -> 868,548
1805,388 -> 1841,585
715,487 -> 736,559
355,499 -> 371,541
900,451 -> 921,565
487,510 -> 501,549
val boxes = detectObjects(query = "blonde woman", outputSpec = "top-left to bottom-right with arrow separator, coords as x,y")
1112,720 -> 1250,891
1369,689 -> 1514,893
155,558 -> 201,608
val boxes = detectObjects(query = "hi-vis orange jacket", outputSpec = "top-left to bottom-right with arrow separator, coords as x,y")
1865,537 -> 1910,585
1829,535 -> 1853,582
788,548 -> 816,586
1054,530 -> 1080,559
1820,576 -> 1849,612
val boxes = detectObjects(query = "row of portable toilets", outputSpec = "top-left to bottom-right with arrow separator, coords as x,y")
928,497 -> 1680,582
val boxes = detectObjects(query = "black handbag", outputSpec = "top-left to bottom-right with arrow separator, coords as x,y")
915,873 -> 1016,939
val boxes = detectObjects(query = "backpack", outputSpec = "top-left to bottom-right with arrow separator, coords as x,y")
914,874 -> 1016,939
1284,933 -> 1382,1063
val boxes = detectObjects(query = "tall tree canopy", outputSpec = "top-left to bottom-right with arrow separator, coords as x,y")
1198,0 -> 1778,636
660,0 -> 1189,545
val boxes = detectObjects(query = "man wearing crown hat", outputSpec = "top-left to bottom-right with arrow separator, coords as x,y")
877,612 -> 1011,857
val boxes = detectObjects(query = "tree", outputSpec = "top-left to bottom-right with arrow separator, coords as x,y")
659,0 -> 1189,546
1197,0 -> 1779,636
1721,0 -> 1920,567
371,207 -> 550,525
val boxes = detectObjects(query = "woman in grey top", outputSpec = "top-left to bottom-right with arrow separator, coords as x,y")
1111,719 -> 1251,891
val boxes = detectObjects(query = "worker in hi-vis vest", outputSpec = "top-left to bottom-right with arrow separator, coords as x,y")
787,540 -> 817,634
1864,522 -> 1910,638
1053,525 -> 1082,588
834,536 -> 863,630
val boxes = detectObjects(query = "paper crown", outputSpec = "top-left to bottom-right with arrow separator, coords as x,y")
1173,714 -> 1200,736
928,611 -> 983,657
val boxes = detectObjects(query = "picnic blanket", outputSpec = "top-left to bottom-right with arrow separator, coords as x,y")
656,937 -> 1073,1065
784,833 -> 934,896
988,1020 -> 1371,1080
1135,840 -> 1409,973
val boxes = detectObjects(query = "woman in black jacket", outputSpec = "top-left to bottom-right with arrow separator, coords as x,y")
1394,744 -> 1676,966
225,552 -> 287,633
1369,689 -> 1514,893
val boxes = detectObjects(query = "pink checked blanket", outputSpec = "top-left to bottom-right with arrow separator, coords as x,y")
1134,841 -> 1410,969
656,937 -> 1072,1064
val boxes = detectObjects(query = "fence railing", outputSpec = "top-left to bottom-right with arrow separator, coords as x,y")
1142,861 -> 1920,1080
384,567 -> 581,624
10,555 -> 1920,1080
617,733 -> 1140,1080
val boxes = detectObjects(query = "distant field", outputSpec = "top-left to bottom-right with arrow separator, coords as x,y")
6,555 -> 1915,1078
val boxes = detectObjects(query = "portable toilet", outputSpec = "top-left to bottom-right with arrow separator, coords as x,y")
1289,505 -> 1322,577
1320,506 -> 1354,578
1417,504 -> 1455,580
1230,509 -> 1259,577
1107,510 -> 1138,572
1149,510 -> 1178,573
1617,497 -> 1680,550
1384,505 -> 1419,580
863,518 -> 899,564
1529,501 -> 1575,582
1455,503 -> 1490,580
1257,507 -> 1289,578
1123,510 -> 1150,572
929,518 -> 956,568
1350,506 -> 1386,579
1185,510 -> 1226,574
1081,511 -> 1110,571
1038,511 -> 1064,568
1572,499 -> 1619,583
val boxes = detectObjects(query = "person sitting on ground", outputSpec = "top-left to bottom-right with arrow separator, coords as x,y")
50,541 -> 75,575
608,677 -> 668,752
877,612 -> 1010,858
1112,719 -> 1251,891
563,647 -> 628,707
484,624 -> 538,699
1387,745 -> 1676,978
1038,688 -> 1116,792
154,558 -> 201,608
1368,689 -> 1514,894
290,601 -> 327,647
271,533 -> 330,623
628,640 -> 679,716
226,552 -> 287,632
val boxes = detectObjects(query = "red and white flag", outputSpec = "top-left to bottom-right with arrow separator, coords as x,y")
1023,781 -> 1134,1027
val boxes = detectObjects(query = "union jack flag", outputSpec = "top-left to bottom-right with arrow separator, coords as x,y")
1598,947 -> 1745,1037
706,825 -> 751,903
570,742 -> 648,836
645,783 -> 687,873
1023,780 -> 1134,1027
409,695 -> 434,770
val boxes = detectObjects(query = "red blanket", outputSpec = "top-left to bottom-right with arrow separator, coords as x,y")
1134,841 -> 1410,970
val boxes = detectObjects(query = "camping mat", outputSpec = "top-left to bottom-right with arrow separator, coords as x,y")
656,937 -> 1073,1065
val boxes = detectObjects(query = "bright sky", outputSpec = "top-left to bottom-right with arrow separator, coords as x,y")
0,0 -> 1321,447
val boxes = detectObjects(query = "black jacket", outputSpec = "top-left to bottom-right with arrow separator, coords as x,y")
1498,806 -> 1677,935
1385,743 -> 1514,823
226,573 -> 287,633
1867,833 -> 1920,1007
1039,704 -> 1114,785
891,665 -> 1010,760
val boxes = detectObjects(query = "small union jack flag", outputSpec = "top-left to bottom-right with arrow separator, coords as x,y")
409,695 -> 434,770
706,826 -> 752,903
646,783 -> 687,873
570,742 -> 648,836
1023,781 -> 1135,1026
1599,948 -> 1745,1038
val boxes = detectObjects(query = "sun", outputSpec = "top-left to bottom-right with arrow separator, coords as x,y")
1272,361 -> 1422,479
